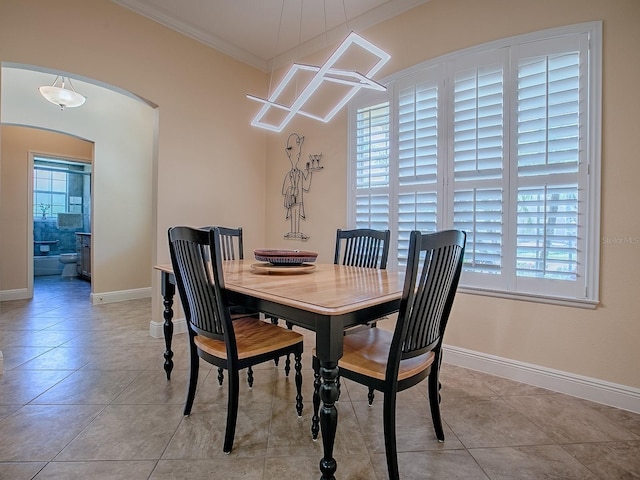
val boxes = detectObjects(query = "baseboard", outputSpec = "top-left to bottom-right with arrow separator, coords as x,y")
149,316 -> 187,339
91,287 -> 152,305
1,287 -> 152,304
443,344 -> 640,414
0,288 -> 29,301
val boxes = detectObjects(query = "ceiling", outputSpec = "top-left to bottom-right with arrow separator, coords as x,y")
112,0 -> 431,71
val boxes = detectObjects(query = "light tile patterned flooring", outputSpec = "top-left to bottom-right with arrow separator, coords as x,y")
0,276 -> 639,479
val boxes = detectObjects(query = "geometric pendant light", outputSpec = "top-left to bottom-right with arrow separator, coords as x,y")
247,32 -> 390,132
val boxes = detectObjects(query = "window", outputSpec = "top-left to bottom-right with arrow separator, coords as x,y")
33,157 -> 90,219
348,23 -> 601,306
33,167 -> 68,218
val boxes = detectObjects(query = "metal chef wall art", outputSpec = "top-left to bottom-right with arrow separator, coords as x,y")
282,132 -> 323,240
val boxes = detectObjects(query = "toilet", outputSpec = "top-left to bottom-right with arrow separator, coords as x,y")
59,253 -> 79,277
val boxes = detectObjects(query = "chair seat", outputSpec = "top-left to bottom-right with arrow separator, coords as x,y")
195,316 -> 303,360
338,328 -> 435,381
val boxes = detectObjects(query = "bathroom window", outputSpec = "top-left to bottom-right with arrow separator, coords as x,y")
34,168 -> 67,218
33,157 -> 91,219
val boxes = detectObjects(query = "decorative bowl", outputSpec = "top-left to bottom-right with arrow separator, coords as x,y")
254,249 -> 318,265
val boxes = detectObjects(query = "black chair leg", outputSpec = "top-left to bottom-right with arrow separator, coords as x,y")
367,387 -> 375,405
183,338 -> 199,416
383,392 -> 400,480
268,316 -> 280,366
428,364 -> 445,441
311,356 -> 321,439
294,350 -> 303,416
284,321 -> 293,369
223,369 -> 240,454
284,354 -> 291,376
247,366 -> 254,388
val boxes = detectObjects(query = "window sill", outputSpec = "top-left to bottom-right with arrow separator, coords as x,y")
458,286 -> 599,309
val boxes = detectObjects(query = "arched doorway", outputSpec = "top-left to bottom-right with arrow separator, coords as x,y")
1,64 -> 156,302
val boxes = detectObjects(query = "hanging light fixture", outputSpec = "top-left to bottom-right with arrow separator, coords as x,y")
38,76 -> 86,110
247,1 -> 390,133
248,32 -> 389,132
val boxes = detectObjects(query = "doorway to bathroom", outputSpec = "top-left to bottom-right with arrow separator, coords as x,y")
32,155 -> 92,284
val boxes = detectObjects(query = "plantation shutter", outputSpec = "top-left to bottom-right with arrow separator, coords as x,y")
511,35 -> 588,299
450,51 -> 507,288
348,23 -> 599,304
354,100 -> 391,231
396,70 -> 441,265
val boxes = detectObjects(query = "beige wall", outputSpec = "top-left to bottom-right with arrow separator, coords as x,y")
264,0 -> 640,390
0,0 -> 267,321
0,126 -> 93,290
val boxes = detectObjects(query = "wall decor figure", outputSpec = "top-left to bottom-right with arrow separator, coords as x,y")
282,133 -> 323,240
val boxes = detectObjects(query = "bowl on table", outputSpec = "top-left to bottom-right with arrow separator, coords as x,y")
254,249 -> 318,266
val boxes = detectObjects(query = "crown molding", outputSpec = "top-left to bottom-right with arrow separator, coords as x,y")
113,0 -> 269,71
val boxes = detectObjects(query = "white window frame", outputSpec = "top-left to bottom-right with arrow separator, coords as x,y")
348,22 -> 601,308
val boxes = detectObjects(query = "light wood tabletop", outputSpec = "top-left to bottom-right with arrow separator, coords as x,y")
156,260 -> 404,314
224,260 -> 403,314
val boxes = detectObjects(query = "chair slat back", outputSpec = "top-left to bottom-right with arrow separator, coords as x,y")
200,226 -> 243,261
391,230 -> 466,368
168,226 -> 230,341
218,226 -> 243,261
334,228 -> 390,269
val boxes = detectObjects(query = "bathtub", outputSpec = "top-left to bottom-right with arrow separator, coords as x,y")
34,255 -> 64,276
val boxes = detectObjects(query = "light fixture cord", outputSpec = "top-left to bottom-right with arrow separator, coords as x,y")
268,0 -> 286,98
65,77 -> 79,93
323,0 -> 328,45
298,0 -> 304,47
295,0 -> 304,99
342,0 -> 350,34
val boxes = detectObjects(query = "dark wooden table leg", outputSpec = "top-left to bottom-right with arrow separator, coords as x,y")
161,272 -> 175,380
318,361 -> 339,480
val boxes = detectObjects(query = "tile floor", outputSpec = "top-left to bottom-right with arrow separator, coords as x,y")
0,276 -> 639,479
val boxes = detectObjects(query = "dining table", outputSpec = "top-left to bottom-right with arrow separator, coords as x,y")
154,259 -> 405,480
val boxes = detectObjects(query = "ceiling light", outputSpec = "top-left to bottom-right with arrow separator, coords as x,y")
247,32 -> 390,132
38,76 -> 86,110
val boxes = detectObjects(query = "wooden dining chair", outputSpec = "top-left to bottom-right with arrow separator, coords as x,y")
168,226 -> 304,454
217,226 -> 244,260
312,229 -> 466,480
334,228 -> 390,269
202,226 -> 285,385
199,225 -> 245,261
214,226 -> 279,322
202,226 -> 257,384
336,228 -> 391,336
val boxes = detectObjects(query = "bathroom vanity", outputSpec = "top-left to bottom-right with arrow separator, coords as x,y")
76,232 -> 91,280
